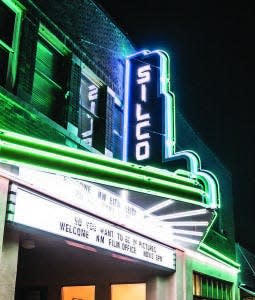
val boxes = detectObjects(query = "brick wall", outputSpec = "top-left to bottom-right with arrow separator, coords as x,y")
30,0 -> 134,96
7,0 -> 135,153
0,88 -> 65,144
0,86 -> 97,153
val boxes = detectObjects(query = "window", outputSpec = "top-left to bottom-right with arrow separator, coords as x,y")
32,24 -> 70,126
78,65 -> 106,151
0,0 -> 23,89
61,286 -> 95,300
79,74 -> 99,145
193,272 -> 233,300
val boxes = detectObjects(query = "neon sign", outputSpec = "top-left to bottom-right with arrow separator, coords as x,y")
124,50 -> 175,164
124,50 -> 220,209
135,64 -> 152,160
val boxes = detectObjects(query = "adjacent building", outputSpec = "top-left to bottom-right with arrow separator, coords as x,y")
0,0 -> 243,299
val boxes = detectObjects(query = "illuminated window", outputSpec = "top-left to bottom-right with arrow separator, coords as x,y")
79,74 -> 99,145
111,283 -> 146,300
193,272 -> 233,300
0,0 -> 23,89
32,24 -> 70,126
78,65 -> 106,150
61,285 -> 95,300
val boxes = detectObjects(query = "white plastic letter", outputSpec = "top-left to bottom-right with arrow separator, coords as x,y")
137,65 -> 151,85
136,121 -> 150,141
136,141 -> 150,160
136,104 -> 150,121
88,85 -> 98,101
141,84 -> 147,102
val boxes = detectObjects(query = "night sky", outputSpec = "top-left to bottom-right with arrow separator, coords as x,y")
95,1 -> 255,252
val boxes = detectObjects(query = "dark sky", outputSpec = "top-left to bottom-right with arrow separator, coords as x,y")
96,1 -> 255,252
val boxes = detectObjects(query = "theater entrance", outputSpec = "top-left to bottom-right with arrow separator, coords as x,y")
14,229 -> 171,300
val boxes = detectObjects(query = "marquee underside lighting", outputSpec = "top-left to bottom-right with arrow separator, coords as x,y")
145,199 -> 174,214
198,243 -> 240,269
156,208 -> 208,221
173,236 -> 200,245
167,221 -> 209,227
5,166 -> 215,251
172,229 -> 203,237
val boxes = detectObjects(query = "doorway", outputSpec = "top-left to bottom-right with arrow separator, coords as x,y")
15,230 -> 169,300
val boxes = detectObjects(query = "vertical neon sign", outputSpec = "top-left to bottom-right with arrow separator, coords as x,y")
124,50 -> 220,209
123,50 -> 175,165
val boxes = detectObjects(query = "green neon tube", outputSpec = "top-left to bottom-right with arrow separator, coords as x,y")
198,243 -> 240,269
0,139 -> 208,205
0,129 -> 198,188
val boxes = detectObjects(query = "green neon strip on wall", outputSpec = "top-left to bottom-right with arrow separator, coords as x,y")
199,211 -> 218,245
198,243 -> 240,269
0,129 -> 200,188
197,212 -> 239,269
0,130 -> 211,206
0,141 -> 206,204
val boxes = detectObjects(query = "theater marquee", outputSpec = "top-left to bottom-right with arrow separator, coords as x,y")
9,187 -> 176,270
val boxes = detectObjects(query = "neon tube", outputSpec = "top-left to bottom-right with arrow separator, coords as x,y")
166,221 -> 209,227
173,236 -> 200,245
0,129 -> 197,189
198,243 -> 240,268
157,209 -> 207,221
172,229 -> 203,237
186,249 -> 240,274
145,199 -> 174,214
0,138 -> 209,205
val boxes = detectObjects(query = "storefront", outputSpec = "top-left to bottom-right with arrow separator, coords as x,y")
0,0 -> 241,299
